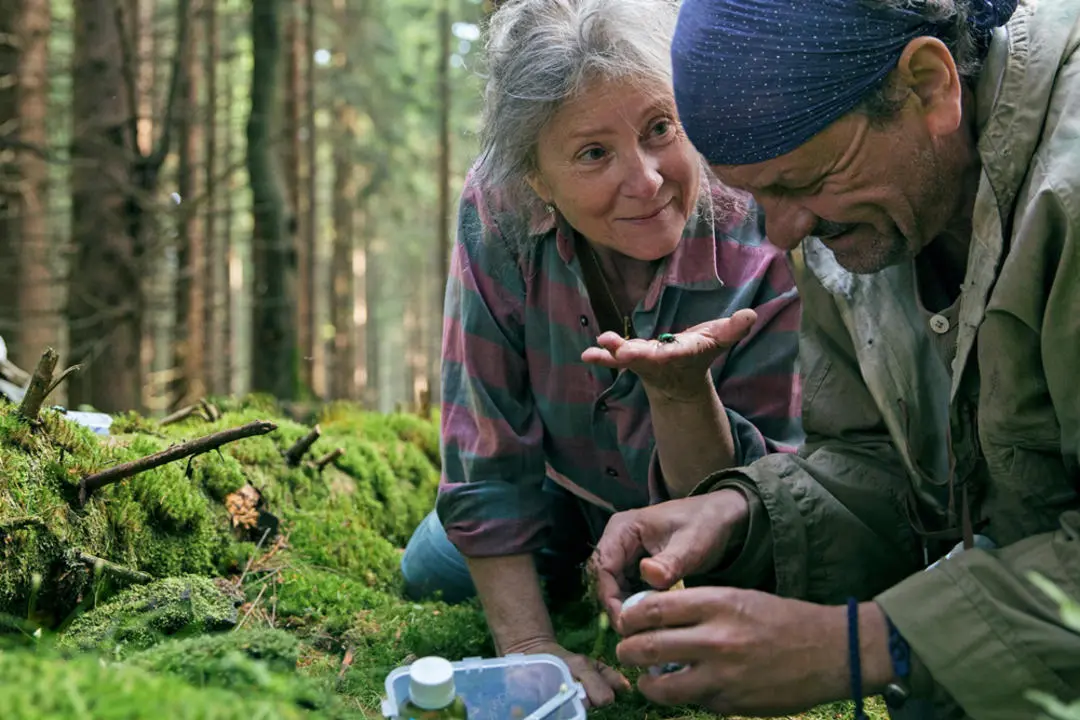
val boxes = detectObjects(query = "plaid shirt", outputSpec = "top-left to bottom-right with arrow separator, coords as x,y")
437,171 -> 803,558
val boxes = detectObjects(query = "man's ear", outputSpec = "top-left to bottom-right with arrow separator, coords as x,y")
526,172 -> 553,206
896,36 -> 963,137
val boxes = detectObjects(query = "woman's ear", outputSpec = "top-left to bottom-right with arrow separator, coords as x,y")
526,172 -> 553,206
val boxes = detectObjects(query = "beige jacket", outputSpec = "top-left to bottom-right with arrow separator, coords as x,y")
695,1 -> 1080,717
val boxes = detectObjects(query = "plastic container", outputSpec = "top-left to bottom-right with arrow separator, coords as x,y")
382,654 -> 586,720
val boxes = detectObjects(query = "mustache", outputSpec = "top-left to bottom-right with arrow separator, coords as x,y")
811,220 -> 858,239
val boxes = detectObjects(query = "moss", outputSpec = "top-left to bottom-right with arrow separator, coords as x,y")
58,575 -> 241,655
0,646 -> 358,720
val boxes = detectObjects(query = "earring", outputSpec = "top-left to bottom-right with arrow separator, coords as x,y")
545,203 -> 555,214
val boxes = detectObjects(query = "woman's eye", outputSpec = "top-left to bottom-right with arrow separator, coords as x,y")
651,120 -> 672,137
577,146 -> 607,162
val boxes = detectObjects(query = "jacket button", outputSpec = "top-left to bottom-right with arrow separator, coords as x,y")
605,467 -> 618,477
598,400 -> 608,412
579,315 -> 589,327
929,314 -> 950,334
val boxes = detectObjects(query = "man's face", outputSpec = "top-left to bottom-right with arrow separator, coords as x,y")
712,106 -> 969,274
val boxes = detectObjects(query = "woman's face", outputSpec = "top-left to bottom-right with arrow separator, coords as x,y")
527,78 -> 700,261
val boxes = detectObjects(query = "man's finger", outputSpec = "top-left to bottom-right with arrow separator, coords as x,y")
616,623 -> 724,668
619,586 -> 738,637
569,660 -> 616,707
597,662 -> 632,693
580,346 -> 619,367
636,664 -> 718,708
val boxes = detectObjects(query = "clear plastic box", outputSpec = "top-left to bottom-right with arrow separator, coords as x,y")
381,653 -> 586,720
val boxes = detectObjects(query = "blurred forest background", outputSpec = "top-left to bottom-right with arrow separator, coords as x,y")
0,0 -> 491,416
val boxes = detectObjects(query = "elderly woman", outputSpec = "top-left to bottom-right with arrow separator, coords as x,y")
400,0 -> 803,707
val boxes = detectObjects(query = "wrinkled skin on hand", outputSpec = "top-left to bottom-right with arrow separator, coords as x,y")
580,309 -> 757,402
503,638 -> 630,709
615,587 -> 855,716
588,489 -> 749,623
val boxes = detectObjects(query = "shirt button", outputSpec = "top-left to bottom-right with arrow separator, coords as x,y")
579,315 -> 589,327
598,400 -> 608,412
929,314 -> 950,334
605,467 -> 618,477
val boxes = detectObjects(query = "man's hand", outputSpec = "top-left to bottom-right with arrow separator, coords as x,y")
581,309 -> 757,403
615,588 -> 895,716
504,638 -> 630,708
588,489 -> 750,623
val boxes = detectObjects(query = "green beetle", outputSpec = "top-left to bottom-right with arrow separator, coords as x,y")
657,333 -> 677,344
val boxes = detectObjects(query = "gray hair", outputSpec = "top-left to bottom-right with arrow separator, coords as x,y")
473,0 -> 683,217
857,0 -> 992,121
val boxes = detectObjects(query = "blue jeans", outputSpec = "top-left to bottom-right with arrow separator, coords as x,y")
401,483 -> 600,605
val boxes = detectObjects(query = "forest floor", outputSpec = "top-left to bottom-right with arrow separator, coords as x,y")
0,394 -> 886,719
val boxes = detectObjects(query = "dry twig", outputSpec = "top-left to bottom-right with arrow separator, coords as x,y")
76,551 -> 153,584
284,425 -> 321,466
78,420 -> 278,505
313,447 -> 344,472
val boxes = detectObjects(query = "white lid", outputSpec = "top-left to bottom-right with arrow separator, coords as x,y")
622,590 -> 656,612
408,656 -> 456,710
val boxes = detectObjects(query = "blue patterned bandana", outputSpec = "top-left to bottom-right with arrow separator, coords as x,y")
672,0 -> 1019,165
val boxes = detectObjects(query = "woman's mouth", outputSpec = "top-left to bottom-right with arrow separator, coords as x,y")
623,199 -> 673,223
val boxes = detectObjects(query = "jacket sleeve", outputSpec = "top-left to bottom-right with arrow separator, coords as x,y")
876,512 -> 1080,719
435,177 -> 552,558
689,250 -> 923,603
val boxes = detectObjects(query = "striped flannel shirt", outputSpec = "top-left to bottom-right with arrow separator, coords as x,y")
436,171 -> 803,558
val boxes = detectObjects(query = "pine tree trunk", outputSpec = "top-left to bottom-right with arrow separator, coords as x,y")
202,0 -> 228,395
303,0 -> 321,398
69,0 -> 143,413
329,101 -> 355,400
175,0 -> 205,406
283,2 -> 308,390
247,0 -> 295,400
14,0 -> 55,371
0,1 -> 20,343
433,0 -> 451,402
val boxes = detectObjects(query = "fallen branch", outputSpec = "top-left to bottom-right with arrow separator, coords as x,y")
17,348 -> 58,421
199,398 -> 221,421
76,551 -> 153,584
313,447 -> 343,472
160,404 -> 200,426
78,420 -> 278,505
283,424 -> 320,467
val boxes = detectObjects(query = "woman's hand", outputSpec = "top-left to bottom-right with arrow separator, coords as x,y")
581,309 -> 757,403
504,637 -> 630,708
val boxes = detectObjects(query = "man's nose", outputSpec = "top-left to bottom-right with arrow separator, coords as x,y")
760,200 -> 816,250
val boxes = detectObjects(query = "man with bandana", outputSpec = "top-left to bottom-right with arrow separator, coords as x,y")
588,1 -> 1080,718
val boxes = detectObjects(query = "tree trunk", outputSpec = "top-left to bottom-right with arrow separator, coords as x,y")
247,0 -> 295,400
69,0 -> 143,413
222,8 -> 238,395
329,101 -> 354,400
14,0 -> 55,371
202,0 -> 228,395
175,0 -> 205,406
365,234 -> 380,410
433,0 -> 451,401
353,205 -> 368,403
304,0 -> 321,398
0,1 -> 18,341
283,1 -> 308,390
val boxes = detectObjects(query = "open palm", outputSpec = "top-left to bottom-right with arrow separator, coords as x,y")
581,309 -> 757,402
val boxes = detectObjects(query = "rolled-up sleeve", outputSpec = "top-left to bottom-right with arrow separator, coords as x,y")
435,177 -> 551,558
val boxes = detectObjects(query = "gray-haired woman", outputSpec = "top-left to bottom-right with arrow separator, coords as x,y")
400,0 -> 804,707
